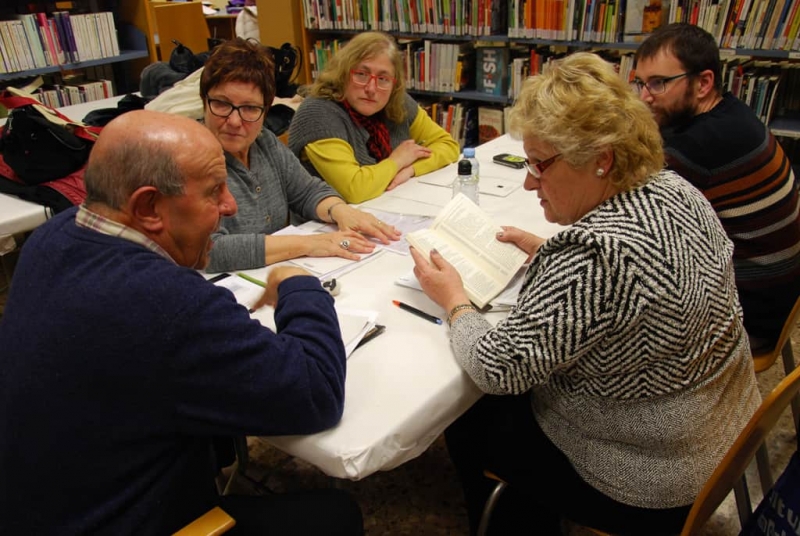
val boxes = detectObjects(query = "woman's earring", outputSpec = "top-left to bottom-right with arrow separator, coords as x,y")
596,168 -> 605,177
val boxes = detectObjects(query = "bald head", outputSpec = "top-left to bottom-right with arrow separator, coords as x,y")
85,110 -> 224,210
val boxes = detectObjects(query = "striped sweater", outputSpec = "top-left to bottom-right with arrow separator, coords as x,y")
450,171 -> 760,509
663,93 -> 800,342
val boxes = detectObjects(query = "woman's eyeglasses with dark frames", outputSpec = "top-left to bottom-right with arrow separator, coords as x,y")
207,98 -> 266,122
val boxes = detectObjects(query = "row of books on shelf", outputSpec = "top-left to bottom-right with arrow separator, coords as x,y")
302,0 -> 508,36
403,40 -> 474,92
419,99 -> 511,147
721,58 -> 800,123
30,78 -> 114,108
0,11 -> 120,75
661,0 -> 800,50
302,0 -> 800,52
508,0 -> 800,50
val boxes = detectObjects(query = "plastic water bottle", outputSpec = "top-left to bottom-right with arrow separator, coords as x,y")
453,159 -> 479,206
462,147 -> 480,183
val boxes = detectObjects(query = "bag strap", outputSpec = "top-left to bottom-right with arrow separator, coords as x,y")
0,87 -> 102,141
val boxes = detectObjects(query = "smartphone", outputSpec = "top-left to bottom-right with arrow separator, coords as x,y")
493,153 -> 526,169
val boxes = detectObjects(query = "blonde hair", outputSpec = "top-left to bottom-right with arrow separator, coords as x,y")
507,52 -> 663,191
305,31 -> 408,123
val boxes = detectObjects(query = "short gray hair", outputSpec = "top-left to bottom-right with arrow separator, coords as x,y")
84,138 -> 185,209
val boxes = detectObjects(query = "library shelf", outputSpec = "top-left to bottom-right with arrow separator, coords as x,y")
0,50 -> 149,82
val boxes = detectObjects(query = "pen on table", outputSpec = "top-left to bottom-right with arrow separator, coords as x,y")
237,272 -> 266,288
392,300 -> 442,325
236,273 -> 266,313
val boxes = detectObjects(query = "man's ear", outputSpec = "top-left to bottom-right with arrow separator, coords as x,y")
127,186 -> 164,233
695,69 -> 716,100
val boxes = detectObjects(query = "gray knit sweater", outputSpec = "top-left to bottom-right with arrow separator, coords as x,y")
287,94 -> 419,175
207,128 -> 341,273
451,170 -> 761,508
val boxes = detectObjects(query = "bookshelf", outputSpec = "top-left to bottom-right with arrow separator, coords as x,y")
0,0 -> 155,94
297,0 -> 800,141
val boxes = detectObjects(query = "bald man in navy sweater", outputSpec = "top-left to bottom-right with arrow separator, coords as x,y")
0,111 -> 362,536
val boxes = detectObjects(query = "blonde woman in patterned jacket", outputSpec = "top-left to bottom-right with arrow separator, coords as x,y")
410,52 -> 760,536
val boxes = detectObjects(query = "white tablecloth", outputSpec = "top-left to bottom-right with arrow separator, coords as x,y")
256,135 -> 565,480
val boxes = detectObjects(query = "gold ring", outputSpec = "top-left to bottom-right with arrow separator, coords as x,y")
339,239 -> 350,250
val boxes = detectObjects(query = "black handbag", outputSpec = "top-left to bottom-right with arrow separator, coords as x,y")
268,43 -> 301,97
169,39 -> 209,75
0,105 -> 92,185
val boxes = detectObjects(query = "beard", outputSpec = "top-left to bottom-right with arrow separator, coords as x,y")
652,85 -> 698,130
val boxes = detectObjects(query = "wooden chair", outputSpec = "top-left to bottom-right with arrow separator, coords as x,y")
751,295 -> 800,436
680,363 -> 800,534
173,506 -> 235,536
478,364 -> 800,536
151,1 -> 211,61
221,435 -> 251,495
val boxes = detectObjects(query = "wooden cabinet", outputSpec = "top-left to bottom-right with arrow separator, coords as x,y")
255,0 -> 308,84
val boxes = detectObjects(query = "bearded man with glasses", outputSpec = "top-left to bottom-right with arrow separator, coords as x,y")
635,23 -> 800,353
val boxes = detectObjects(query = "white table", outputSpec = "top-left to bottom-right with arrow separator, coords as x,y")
253,135 -> 564,480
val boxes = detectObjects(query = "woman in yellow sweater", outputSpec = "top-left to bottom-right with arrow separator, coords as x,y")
288,31 -> 460,204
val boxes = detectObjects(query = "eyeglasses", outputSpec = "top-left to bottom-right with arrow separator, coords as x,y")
206,98 -> 266,122
630,73 -> 693,95
524,153 -> 562,178
350,70 -> 396,91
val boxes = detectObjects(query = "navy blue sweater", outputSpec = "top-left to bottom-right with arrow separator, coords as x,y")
0,208 -> 346,535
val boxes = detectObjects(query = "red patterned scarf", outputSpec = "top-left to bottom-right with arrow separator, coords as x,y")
341,101 -> 392,161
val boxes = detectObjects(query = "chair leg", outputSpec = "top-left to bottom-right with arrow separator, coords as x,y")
222,436 -> 250,496
755,442 -> 774,493
733,474 -> 752,529
780,343 -> 800,438
477,480 -> 507,536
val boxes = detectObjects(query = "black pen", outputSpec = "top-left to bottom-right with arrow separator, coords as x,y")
392,300 -> 442,325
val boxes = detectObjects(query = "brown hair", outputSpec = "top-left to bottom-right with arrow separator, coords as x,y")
199,38 -> 276,110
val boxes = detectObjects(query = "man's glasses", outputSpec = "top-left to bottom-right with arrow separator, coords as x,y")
350,70 -> 396,91
207,98 -> 266,122
524,153 -> 562,178
630,73 -> 693,95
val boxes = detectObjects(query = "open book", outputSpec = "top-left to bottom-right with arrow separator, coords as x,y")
405,194 -> 528,309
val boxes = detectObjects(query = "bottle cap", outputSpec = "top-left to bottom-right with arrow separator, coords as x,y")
458,160 -> 472,174
463,147 -> 476,157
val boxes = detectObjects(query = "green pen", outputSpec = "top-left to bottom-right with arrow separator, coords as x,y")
237,272 -> 266,288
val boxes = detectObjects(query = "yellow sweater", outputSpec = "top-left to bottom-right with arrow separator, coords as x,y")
300,107 -> 459,203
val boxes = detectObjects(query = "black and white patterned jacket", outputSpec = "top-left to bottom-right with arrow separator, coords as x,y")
451,170 -> 761,508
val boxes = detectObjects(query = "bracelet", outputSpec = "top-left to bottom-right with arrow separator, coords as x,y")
327,201 -> 346,224
447,303 -> 475,325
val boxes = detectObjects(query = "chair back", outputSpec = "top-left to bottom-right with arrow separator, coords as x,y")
753,295 -> 800,372
680,364 -> 800,535
152,1 -> 211,61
